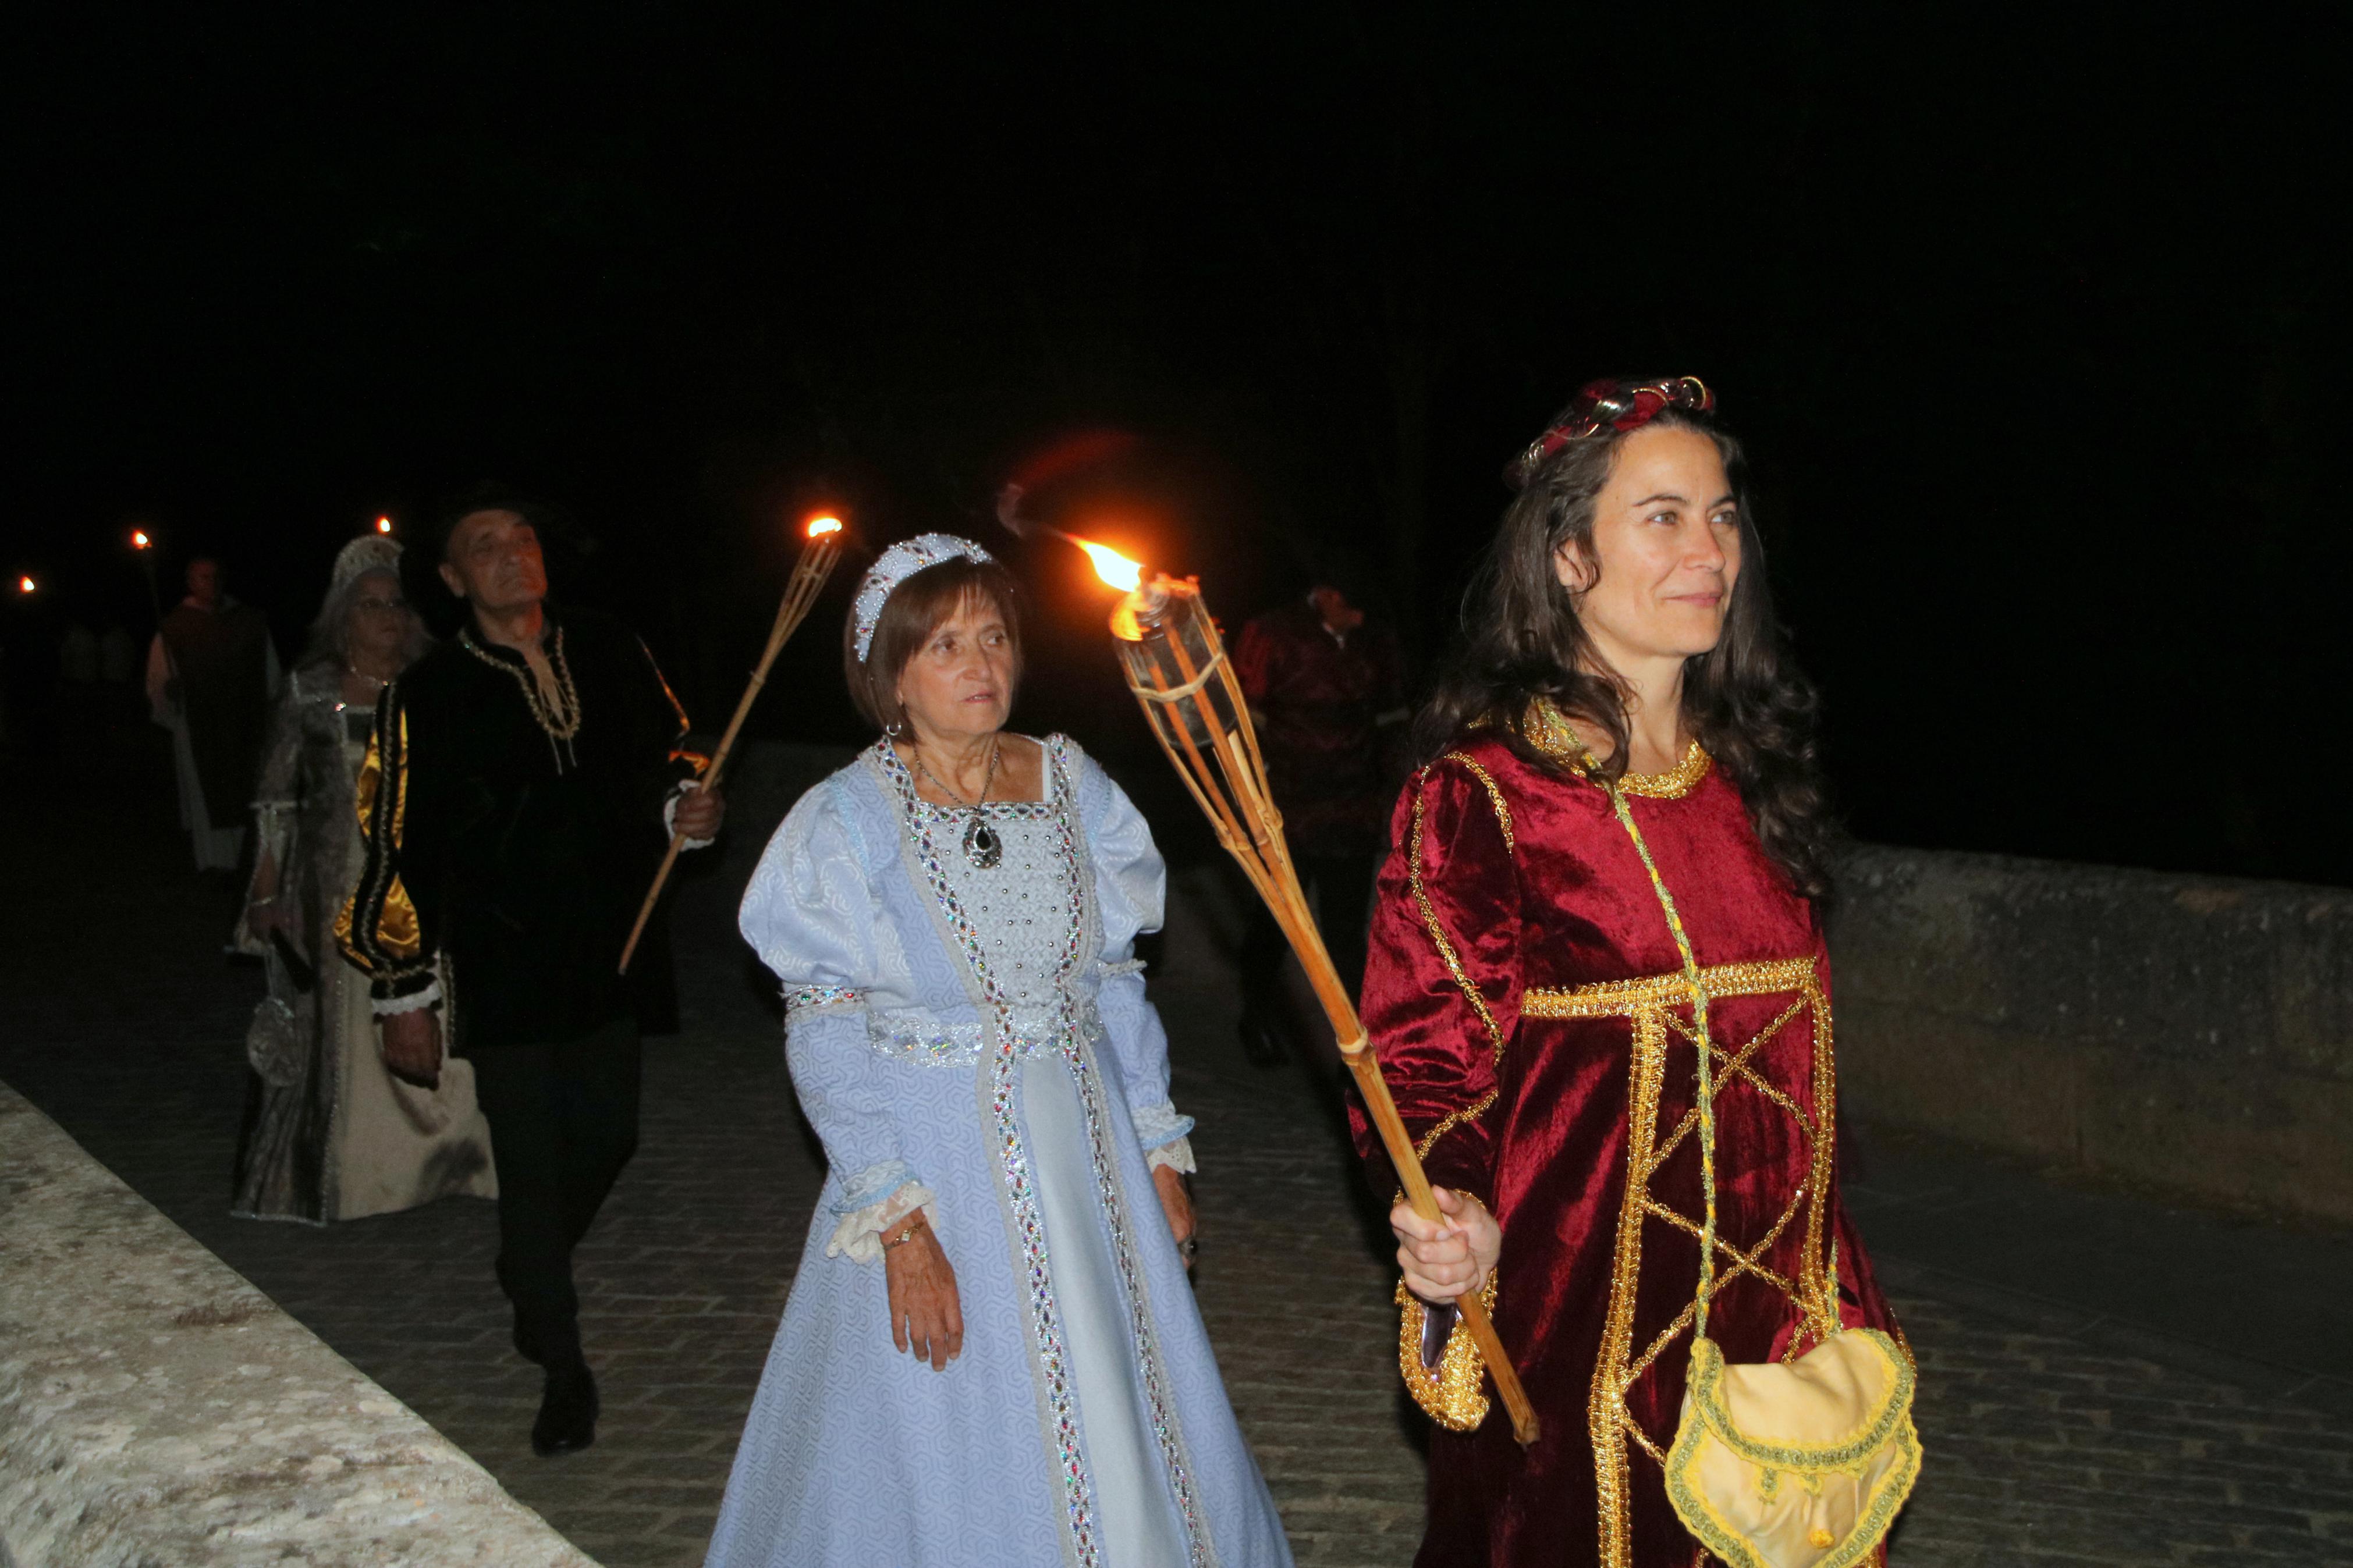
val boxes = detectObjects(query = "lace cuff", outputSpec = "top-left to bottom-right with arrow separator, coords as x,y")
833,1157 -> 911,1213
371,978 -> 442,1017
1130,1099 -> 1196,1151
1145,1136 -> 1197,1176
826,1181 -> 938,1265
664,782 -> 715,851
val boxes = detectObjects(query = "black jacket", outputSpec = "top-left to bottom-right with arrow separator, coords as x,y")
337,607 -> 702,1048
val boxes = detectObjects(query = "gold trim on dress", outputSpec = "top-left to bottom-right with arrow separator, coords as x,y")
1414,1092 -> 1498,1158
1439,751 -> 1514,849
1522,957 -> 1818,1019
1522,696 -> 1713,799
1406,759 -> 1513,1068
1390,758 -> 1517,1432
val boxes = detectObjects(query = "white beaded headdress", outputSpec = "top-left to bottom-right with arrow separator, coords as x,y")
328,533 -> 403,595
851,533 -> 995,662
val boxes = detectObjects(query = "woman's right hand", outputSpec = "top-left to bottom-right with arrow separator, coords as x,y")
379,1008 -> 443,1090
1391,1186 -> 1501,1304
883,1215 -> 963,1371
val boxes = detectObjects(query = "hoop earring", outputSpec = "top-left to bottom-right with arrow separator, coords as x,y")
883,720 -> 904,739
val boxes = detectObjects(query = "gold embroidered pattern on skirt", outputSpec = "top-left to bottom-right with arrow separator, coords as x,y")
1543,954 -> 1837,1568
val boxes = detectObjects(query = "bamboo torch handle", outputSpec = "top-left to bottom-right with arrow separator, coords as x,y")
614,654 -> 766,975
619,834 -> 690,974
1110,573 -> 1537,1443
618,540 -> 837,973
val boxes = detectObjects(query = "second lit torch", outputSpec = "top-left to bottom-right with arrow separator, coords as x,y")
1084,543 -> 1541,1446
618,513 -> 846,973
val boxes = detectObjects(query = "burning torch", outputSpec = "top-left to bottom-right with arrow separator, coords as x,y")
1081,542 -> 1541,1446
617,513 -> 847,973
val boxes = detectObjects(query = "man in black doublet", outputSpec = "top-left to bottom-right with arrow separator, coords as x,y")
339,497 -> 723,1455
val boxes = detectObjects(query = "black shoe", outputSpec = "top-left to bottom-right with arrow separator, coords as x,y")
530,1359 -> 599,1457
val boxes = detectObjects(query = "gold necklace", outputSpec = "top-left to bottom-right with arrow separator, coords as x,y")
462,625 -> 583,771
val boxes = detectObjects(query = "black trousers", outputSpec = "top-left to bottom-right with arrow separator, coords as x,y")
1240,849 -> 1378,1019
467,1015 -> 642,1356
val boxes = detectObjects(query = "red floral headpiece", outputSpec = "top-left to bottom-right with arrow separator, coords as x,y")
1504,375 -> 1715,490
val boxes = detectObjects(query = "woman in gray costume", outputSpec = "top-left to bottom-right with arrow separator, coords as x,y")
232,533 -> 498,1223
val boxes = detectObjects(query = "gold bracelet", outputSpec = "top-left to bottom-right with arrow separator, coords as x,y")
882,1217 -> 925,1251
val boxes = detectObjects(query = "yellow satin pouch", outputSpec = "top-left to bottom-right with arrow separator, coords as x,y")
1665,1329 -> 1920,1568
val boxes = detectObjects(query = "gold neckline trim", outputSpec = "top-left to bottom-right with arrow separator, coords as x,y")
1524,699 -> 1713,799
1617,741 -> 1711,798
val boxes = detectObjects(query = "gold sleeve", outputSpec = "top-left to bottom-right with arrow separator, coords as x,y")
333,688 -> 434,997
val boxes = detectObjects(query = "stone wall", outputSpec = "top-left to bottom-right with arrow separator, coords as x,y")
712,745 -> 2353,1225
0,1082 -> 599,1568
1831,844 -> 2353,1225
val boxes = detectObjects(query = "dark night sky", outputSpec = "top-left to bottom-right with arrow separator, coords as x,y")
7,5 -> 2341,882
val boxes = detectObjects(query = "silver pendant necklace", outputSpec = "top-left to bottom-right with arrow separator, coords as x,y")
912,738 -> 1003,869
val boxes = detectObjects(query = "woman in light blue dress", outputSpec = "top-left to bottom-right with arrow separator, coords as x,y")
708,535 -> 1293,1568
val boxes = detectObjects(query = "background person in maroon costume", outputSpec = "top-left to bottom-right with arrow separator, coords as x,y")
147,556 -> 279,872
1232,558 -> 1407,1060
1355,379 -> 1904,1566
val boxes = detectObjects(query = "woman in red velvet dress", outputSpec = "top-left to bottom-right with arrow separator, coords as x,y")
1357,378 -> 1904,1567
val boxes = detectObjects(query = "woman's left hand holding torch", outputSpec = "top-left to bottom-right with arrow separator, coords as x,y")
1391,1187 -> 1500,1303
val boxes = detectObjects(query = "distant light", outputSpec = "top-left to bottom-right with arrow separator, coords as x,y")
805,514 -> 844,538
131,529 -> 152,550
1076,538 -> 1144,593
16,576 -> 34,595
376,516 -> 393,534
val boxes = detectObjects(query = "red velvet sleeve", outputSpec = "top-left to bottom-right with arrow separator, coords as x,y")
1352,756 -> 1521,1206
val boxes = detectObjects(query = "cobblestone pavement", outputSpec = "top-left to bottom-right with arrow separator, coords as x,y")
6,748 -> 2351,1566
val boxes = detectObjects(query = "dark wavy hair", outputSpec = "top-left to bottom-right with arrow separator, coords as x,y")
1415,402 -> 1837,904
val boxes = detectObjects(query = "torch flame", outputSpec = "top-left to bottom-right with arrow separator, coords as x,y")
806,515 -> 844,538
132,529 -> 151,549
1077,539 -> 1143,593
16,576 -> 34,594
377,517 -> 393,534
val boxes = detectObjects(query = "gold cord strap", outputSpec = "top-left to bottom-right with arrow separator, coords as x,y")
1585,756 -> 1721,1342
